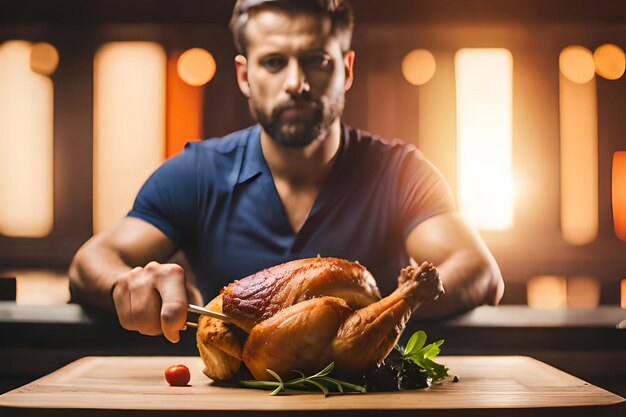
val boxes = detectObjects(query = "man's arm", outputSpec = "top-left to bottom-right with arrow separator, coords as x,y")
405,212 -> 504,319
69,217 -> 201,342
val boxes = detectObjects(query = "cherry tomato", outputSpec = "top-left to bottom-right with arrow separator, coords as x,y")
164,364 -> 191,386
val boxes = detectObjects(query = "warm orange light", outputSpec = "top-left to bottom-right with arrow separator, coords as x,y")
417,52 -> 457,196
560,45 -> 595,84
30,42 -> 59,76
455,48 -> 514,230
613,151 -> 626,241
559,70 -> 598,245
567,276 -> 600,308
0,40 -> 54,237
94,42 -> 166,233
402,49 -> 436,86
594,44 -> 625,81
167,51 -> 204,157
177,48 -> 216,87
527,275 -> 567,309
622,279 -> 626,309
14,270 -> 70,305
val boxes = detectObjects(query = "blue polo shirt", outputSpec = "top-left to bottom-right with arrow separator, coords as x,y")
129,124 -> 454,300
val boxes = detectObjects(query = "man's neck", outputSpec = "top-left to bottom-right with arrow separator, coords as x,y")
260,120 -> 342,188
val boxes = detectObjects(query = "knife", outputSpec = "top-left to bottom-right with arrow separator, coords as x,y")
187,304 -> 231,323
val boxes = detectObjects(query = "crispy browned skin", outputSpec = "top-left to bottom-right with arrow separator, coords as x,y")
243,262 -> 442,379
196,257 -> 443,381
196,257 -> 381,380
222,257 -> 382,332
195,295 -> 243,380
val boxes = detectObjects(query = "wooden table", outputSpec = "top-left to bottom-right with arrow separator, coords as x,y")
0,356 -> 623,416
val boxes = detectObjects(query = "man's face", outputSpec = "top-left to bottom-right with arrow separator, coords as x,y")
237,8 -> 353,148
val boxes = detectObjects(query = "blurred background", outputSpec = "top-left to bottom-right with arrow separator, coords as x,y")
1,0 -> 625,402
1,0 -> 625,309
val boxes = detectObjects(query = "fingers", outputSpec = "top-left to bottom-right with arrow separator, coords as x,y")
153,263 -> 188,343
186,284 -> 204,307
128,264 -> 165,337
112,274 -> 137,331
486,274 -> 505,305
111,262 -> 189,343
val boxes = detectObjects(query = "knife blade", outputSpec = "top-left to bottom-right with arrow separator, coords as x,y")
187,304 -> 231,323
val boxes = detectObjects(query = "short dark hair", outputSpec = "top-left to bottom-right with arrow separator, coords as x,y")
230,0 -> 354,55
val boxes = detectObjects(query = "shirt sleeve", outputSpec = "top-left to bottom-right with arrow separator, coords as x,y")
397,147 -> 456,238
127,148 -> 199,248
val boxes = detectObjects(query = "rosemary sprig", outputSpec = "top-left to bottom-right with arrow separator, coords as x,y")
239,362 -> 366,397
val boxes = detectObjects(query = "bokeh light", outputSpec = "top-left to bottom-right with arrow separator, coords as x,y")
613,151 -> 626,242
402,49 -> 436,86
567,276 -> 600,308
177,48 -> 216,86
455,48 -> 514,230
527,275 -> 567,309
93,42 -> 166,233
0,40 -> 54,237
559,69 -> 598,246
30,42 -> 59,76
559,45 -> 595,84
594,43 -> 625,81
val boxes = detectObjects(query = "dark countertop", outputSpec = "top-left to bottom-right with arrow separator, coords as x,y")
3,302 -> 623,328
442,305 -> 625,328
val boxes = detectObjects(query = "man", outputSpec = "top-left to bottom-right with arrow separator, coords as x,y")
69,0 -> 504,344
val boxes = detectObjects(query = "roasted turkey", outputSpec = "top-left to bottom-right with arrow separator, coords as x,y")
196,257 -> 443,381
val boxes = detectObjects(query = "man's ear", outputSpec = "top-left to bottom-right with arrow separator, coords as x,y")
235,54 -> 250,97
343,50 -> 355,91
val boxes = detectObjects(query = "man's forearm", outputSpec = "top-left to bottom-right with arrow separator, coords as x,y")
68,241 -> 132,310
411,249 -> 503,320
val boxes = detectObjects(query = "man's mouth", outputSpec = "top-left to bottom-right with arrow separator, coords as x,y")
277,101 -> 316,119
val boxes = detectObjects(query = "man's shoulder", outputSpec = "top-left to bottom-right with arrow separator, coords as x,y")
159,125 -> 258,184
184,125 -> 257,156
185,125 -> 258,154
344,125 -> 421,159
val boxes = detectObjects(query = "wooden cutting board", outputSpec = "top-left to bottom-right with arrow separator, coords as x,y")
0,356 -> 623,417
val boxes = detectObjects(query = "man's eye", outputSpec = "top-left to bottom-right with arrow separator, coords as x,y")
262,57 -> 286,71
304,55 -> 332,70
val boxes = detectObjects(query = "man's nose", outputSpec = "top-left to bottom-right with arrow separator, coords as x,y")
284,59 -> 310,95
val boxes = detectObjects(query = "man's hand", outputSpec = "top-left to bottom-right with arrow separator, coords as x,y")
112,261 -> 189,343
69,218 -> 203,343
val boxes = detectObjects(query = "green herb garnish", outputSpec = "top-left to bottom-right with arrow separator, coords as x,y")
240,362 -> 366,396
402,330 -> 448,381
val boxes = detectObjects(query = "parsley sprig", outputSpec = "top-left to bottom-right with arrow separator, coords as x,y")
402,330 -> 448,381
240,362 -> 366,396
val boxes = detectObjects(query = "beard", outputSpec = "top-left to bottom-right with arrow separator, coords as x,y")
252,88 -> 345,149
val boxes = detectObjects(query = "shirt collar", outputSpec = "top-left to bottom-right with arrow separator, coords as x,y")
236,123 -> 351,185
237,124 -> 264,185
